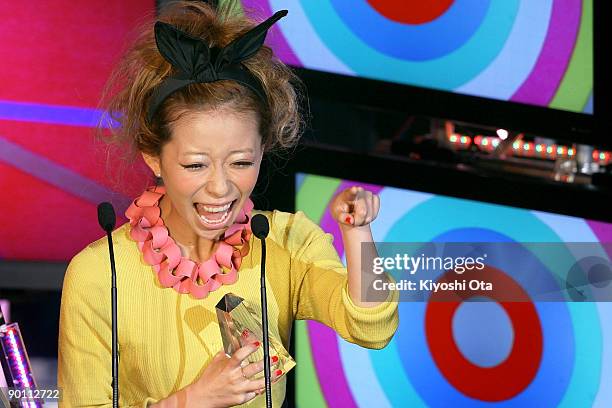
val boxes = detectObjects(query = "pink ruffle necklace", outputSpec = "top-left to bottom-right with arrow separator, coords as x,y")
125,185 -> 253,299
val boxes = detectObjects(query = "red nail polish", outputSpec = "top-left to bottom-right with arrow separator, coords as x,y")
272,356 -> 279,363
242,329 -> 249,338
275,369 -> 282,376
253,341 -> 260,347
345,216 -> 351,224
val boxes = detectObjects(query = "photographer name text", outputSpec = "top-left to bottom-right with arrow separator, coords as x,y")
373,279 -> 493,292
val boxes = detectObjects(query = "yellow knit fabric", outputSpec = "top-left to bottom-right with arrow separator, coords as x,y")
58,210 -> 399,407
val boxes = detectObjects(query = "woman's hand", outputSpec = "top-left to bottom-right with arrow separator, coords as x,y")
188,342 -> 282,408
329,186 -> 386,307
330,186 -> 380,228
154,342 -> 281,408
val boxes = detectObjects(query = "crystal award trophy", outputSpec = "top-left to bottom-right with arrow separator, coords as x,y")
216,293 -> 295,379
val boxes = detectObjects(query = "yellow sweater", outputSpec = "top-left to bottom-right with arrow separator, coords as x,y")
58,210 -> 399,407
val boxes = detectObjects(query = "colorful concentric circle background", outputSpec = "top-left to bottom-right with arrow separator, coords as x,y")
241,0 -> 593,114
295,173 -> 612,407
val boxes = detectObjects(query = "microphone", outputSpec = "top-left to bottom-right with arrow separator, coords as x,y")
97,202 -> 116,232
251,214 -> 270,239
97,202 -> 119,408
251,214 -> 272,408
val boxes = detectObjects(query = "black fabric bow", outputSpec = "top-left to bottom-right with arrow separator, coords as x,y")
147,10 -> 288,122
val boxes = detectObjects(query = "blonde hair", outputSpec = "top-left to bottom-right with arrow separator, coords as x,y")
101,0 -> 304,161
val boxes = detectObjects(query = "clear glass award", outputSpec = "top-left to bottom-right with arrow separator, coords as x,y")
216,293 -> 295,379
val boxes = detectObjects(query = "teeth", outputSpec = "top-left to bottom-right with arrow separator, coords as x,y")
200,209 -> 230,224
200,203 -> 231,212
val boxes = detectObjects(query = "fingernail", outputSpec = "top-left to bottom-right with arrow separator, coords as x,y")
253,341 -> 260,347
242,329 -> 249,338
272,356 -> 279,363
275,369 -> 282,376
345,216 -> 352,224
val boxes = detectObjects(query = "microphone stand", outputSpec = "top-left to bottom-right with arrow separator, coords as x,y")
259,237 -> 272,408
251,213 -> 272,407
98,202 -> 119,408
105,229 -> 120,408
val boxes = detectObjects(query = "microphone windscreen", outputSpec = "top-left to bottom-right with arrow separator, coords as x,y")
251,214 -> 269,239
97,202 -> 116,232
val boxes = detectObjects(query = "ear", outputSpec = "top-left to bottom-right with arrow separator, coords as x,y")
141,152 -> 161,177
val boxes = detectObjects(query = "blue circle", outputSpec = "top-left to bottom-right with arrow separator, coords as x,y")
300,0 -> 519,89
453,300 -> 514,368
372,221 -> 574,406
362,193 -> 602,406
394,300 -> 574,407
330,0 -> 490,60
430,227 -> 569,302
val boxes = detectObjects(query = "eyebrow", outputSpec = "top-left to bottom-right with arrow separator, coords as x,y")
183,148 -> 255,155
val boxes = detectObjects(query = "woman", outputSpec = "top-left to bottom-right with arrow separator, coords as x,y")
58,2 -> 398,407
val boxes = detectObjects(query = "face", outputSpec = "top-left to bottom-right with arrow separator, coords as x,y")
143,108 -> 263,242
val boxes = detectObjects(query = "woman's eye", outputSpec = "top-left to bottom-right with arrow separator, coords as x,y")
182,164 -> 205,170
234,161 -> 254,168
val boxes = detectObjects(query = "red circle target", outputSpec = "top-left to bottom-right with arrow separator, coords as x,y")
425,266 -> 543,401
367,0 -> 455,24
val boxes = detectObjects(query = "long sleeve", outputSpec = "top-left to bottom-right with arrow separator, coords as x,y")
57,221 -> 291,408
273,211 -> 399,349
57,245 -> 156,408
57,210 -> 396,407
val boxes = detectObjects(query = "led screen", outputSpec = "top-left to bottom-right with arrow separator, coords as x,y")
243,0 -> 593,114
295,173 -> 612,407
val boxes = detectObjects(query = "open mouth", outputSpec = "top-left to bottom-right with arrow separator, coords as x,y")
194,199 -> 237,226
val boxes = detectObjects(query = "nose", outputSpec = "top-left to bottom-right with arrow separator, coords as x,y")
205,165 -> 231,198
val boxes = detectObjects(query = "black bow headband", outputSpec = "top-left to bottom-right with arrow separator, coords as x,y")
147,10 -> 288,123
